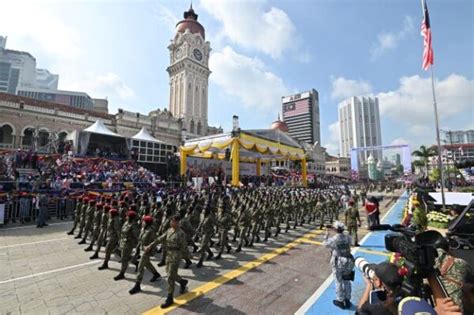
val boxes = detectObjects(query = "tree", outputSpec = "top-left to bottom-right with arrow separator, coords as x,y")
412,145 -> 438,175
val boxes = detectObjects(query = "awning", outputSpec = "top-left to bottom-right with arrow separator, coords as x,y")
83,120 -> 123,138
132,127 -> 164,143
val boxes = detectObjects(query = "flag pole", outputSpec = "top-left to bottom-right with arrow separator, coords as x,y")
430,65 -> 446,210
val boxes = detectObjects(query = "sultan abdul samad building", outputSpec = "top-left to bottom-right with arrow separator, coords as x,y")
0,5 -> 221,152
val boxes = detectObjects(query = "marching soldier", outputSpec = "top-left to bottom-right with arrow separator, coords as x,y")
67,196 -> 83,235
98,208 -> 121,270
145,215 -> 189,309
90,204 -> 110,259
114,210 -> 140,281
78,199 -> 96,244
195,205 -> 215,267
84,202 -> 104,251
129,215 -> 161,295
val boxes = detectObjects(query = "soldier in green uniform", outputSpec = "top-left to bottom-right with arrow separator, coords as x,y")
114,210 -> 140,280
90,204 -> 110,259
129,215 -> 161,294
215,196 -> 233,260
145,215 -> 189,309
75,197 -> 89,239
236,201 -> 252,252
195,205 -> 215,267
344,200 -> 361,247
78,199 -> 96,244
98,208 -> 121,270
84,202 -> 104,251
67,196 -> 83,235
179,207 -> 195,268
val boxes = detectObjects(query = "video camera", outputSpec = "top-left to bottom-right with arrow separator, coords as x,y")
363,224 -> 449,301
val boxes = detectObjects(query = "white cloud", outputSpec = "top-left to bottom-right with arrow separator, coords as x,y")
377,74 -> 474,125
323,121 -> 340,155
152,2 -> 180,33
62,72 -> 135,100
201,0 -> 300,59
0,1 -> 80,59
330,76 -> 373,101
390,138 -> 410,146
370,16 -> 414,59
209,46 -> 289,110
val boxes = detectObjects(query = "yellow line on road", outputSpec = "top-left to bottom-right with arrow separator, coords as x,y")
142,229 -> 325,315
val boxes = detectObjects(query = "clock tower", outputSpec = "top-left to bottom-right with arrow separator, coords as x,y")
167,5 -> 211,136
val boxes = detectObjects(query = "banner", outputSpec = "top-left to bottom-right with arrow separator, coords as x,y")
187,157 -> 264,177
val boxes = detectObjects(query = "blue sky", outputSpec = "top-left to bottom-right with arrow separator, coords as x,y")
1,0 -> 473,154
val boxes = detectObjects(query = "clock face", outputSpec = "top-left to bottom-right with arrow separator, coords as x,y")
193,48 -> 203,61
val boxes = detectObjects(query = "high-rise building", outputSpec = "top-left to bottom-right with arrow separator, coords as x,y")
17,88 -> 94,110
338,96 -> 382,161
167,5 -> 210,137
0,37 -> 36,94
281,89 -> 320,145
443,130 -> 474,144
35,68 -> 59,90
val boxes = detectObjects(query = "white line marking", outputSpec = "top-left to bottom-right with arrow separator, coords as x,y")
295,192 -> 405,315
0,222 -> 72,231
0,261 -> 100,285
0,237 -> 69,249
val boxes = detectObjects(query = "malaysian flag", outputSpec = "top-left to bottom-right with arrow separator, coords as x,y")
282,99 -> 309,117
421,0 -> 434,70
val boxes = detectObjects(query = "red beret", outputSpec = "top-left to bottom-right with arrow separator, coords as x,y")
127,211 -> 137,218
96,203 -> 104,209
109,208 -> 119,216
143,215 -> 153,224
104,205 -> 111,212
88,199 -> 96,204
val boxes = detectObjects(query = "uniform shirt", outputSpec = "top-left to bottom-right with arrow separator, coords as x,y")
323,233 -> 352,267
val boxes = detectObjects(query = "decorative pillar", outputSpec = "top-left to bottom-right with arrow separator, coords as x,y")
231,138 -> 240,187
180,148 -> 187,177
302,157 -> 308,187
256,158 -> 261,176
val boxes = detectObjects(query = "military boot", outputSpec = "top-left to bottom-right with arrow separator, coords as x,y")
206,250 -> 214,260
184,259 -> 192,269
78,239 -> 86,245
179,279 -> 188,294
161,294 -> 174,309
226,245 -> 232,253
84,245 -> 93,252
89,252 -> 99,260
196,259 -> 203,268
113,272 -> 125,281
333,300 -> 345,309
67,229 -> 74,235
74,233 -> 82,239
129,282 -> 141,295
150,272 -> 161,282
344,299 -> 352,309
214,252 -> 222,260
157,258 -> 166,267
98,262 -> 108,270
235,245 -> 242,253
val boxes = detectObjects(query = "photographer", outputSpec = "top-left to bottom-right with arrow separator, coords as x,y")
356,261 -> 403,314
323,221 -> 355,310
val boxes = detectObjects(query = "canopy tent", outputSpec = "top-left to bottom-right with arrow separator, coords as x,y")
181,129 -> 308,187
78,120 -> 129,158
131,127 -> 164,143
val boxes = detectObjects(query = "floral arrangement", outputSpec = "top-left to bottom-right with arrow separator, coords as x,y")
389,252 -> 409,278
427,211 -> 454,229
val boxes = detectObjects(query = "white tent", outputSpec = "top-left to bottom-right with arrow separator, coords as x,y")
83,119 -> 123,138
131,127 -> 163,143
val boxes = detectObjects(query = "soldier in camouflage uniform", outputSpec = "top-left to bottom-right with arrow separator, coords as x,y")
90,204 -> 110,259
67,196 -> 83,235
179,207 -> 195,268
146,215 -> 189,309
128,215 -> 161,295
98,208 -> 121,270
195,205 -> 215,267
78,199 -> 96,244
75,197 -> 89,239
84,202 -> 104,251
157,206 -> 174,267
323,221 -> 354,310
344,200 -> 361,246
114,210 -> 140,280
215,196 -> 233,260
236,201 -> 252,252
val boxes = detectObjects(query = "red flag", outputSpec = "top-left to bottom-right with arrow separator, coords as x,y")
421,0 -> 434,70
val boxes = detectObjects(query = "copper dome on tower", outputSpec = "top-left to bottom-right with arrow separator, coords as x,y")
271,114 -> 289,133
176,5 -> 205,39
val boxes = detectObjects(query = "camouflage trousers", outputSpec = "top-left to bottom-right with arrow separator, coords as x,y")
347,225 -> 358,245
120,243 -> 134,273
136,253 -> 158,283
103,237 -> 118,263
166,252 -> 183,295
333,267 -> 351,302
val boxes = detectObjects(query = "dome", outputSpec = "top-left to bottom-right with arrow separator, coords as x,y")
176,6 -> 205,39
271,114 -> 289,132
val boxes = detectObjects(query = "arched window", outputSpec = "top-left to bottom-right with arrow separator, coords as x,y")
22,128 -> 35,146
0,124 -> 14,146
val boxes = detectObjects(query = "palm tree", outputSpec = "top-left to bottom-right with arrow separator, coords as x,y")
412,145 -> 438,175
